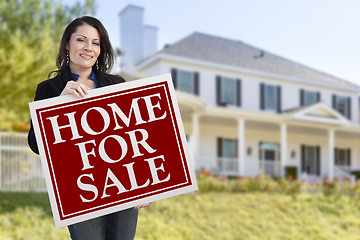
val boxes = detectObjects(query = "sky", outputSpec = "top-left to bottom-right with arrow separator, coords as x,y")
62,0 -> 360,86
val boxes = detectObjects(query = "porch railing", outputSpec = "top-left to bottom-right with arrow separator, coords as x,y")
334,165 -> 356,183
196,157 -> 281,177
0,132 -> 46,191
196,156 -> 239,176
259,160 -> 281,177
1,131 -> 358,189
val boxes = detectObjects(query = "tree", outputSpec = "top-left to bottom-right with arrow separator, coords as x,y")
0,0 -> 96,131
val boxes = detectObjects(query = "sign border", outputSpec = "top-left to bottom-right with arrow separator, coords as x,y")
29,73 -> 198,228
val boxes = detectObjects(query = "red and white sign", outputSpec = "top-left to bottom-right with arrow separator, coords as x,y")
29,73 -> 198,228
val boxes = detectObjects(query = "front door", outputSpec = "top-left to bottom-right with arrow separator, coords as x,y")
259,142 -> 280,177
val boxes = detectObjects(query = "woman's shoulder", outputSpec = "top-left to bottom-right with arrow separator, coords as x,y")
35,73 -> 65,100
101,72 -> 126,85
38,73 -> 61,86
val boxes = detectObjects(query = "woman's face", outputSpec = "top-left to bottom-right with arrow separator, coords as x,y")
66,24 -> 101,73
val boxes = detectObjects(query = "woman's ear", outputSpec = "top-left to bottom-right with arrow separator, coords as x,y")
66,43 -> 69,51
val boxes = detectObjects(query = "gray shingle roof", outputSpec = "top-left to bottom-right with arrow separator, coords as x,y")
159,32 -> 359,89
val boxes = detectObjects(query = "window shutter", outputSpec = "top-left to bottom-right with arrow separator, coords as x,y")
300,89 -> 304,106
316,92 -> 321,102
216,76 -> 222,106
347,149 -> 351,166
334,148 -> 338,165
236,79 -> 241,107
194,72 -> 199,96
332,94 -> 337,109
260,83 -> 265,110
277,86 -> 282,113
316,146 -> 320,176
347,97 -> 352,120
235,139 -> 238,158
301,145 -> 305,173
217,137 -> 223,157
217,137 -> 223,170
171,68 -> 178,89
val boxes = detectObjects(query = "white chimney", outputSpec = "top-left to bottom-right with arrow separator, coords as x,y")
144,25 -> 158,59
119,5 -> 158,74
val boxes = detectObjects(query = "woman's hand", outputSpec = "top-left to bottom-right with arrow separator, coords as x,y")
60,81 -> 91,99
134,202 -> 151,209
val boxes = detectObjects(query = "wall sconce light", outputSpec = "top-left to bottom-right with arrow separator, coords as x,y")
291,150 -> 296,159
247,147 -> 252,156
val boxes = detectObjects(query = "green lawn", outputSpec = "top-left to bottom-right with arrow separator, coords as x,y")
0,192 -> 359,240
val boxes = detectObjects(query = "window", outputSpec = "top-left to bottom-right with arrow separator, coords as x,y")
259,142 -> 280,161
222,77 -> 236,105
217,138 -> 237,158
304,91 -> 316,104
305,91 -> 317,105
222,139 -> 236,158
171,68 -> 199,95
304,146 -> 317,175
178,70 -> 193,94
216,76 -> 241,106
260,83 -> 281,112
265,85 -> 276,110
217,138 -> 238,174
335,148 -> 350,166
333,95 -> 351,119
300,89 -> 320,106
334,96 -> 347,116
301,145 -> 320,175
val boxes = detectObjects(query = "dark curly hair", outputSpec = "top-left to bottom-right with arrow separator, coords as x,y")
50,16 -> 114,77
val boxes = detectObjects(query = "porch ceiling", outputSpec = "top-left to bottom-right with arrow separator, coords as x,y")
194,117 -> 360,138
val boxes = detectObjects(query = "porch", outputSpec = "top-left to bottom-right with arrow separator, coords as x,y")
179,97 -> 360,182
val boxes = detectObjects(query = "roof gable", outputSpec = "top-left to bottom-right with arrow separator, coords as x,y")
286,102 -> 350,125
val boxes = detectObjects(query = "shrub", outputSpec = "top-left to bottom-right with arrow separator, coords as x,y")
196,171 -> 360,196
285,166 -> 298,179
197,172 -> 302,194
351,171 -> 360,180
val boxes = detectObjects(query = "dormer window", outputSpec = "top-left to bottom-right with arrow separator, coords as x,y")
216,76 -> 241,106
171,68 -> 199,95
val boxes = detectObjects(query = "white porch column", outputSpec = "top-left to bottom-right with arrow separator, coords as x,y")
328,129 -> 335,180
238,118 -> 245,176
280,124 -> 287,177
190,113 -> 200,168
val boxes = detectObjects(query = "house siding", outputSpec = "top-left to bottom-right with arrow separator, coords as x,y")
139,60 -> 360,123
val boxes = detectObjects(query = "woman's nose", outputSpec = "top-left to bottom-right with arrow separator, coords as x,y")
84,42 -> 93,51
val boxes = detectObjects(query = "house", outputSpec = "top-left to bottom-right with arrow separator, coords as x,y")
118,5 -> 360,181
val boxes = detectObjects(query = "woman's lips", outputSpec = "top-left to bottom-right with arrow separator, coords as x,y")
80,54 -> 93,60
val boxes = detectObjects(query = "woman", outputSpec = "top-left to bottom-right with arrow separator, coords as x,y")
27,16 -> 148,240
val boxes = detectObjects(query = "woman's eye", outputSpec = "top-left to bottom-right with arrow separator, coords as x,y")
76,38 -> 85,42
93,42 -> 100,46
